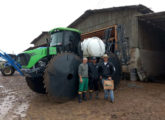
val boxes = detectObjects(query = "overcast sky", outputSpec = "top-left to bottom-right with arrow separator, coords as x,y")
0,0 -> 164,54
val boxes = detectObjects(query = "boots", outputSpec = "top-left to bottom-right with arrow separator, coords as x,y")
95,91 -> 99,99
82,92 -> 87,101
89,92 -> 93,100
78,94 -> 82,103
89,91 -> 99,99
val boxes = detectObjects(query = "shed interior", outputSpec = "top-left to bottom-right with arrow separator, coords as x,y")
138,12 -> 165,80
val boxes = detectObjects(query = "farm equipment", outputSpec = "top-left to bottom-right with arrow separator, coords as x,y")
81,25 -> 124,88
0,52 -> 23,76
1,26 -> 123,102
17,27 -> 82,102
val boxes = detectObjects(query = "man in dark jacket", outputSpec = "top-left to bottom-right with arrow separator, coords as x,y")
99,54 -> 115,102
88,57 -> 99,99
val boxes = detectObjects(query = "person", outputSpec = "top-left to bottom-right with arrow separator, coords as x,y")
78,57 -> 88,103
88,57 -> 99,99
88,57 -> 92,65
99,54 -> 115,103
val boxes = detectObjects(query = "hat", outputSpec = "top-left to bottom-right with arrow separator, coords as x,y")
92,57 -> 96,60
103,54 -> 109,58
88,57 -> 92,60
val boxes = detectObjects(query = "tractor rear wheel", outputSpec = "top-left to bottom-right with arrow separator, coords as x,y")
108,53 -> 121,89
44,53 -> 81,102
1,66 -> 15,76
25,77 -> 46,94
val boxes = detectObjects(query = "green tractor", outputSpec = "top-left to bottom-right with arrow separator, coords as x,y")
17,27 -> 82,102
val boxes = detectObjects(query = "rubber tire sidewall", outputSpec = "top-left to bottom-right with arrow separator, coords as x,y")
1,67 -> 15,76
25,77 -> 46,94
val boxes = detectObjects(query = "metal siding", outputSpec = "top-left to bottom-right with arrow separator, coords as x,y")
34,34 -> 50,47
72,10 -> 139,49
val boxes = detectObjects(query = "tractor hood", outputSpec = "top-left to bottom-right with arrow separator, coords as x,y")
17,47 -> 56,69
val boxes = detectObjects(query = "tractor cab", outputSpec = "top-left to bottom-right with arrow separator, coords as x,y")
49,28 -> 82,56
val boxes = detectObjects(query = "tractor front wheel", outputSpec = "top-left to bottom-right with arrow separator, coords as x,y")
25,77 -> 46,94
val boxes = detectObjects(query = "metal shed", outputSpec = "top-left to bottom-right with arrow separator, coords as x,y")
68,5 -> 165,81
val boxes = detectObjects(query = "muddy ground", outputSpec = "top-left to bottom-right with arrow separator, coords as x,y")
0,73 -> 165,120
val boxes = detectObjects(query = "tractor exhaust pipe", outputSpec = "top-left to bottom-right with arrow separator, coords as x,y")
46,39 -> 50,56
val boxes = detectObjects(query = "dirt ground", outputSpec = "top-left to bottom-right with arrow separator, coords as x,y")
0,73 -> 165,120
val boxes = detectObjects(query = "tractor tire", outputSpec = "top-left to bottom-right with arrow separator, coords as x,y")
108,53 -> 121,89
1,66 -> 15,76
25,77 -> 46,94
44,53 -> 81,103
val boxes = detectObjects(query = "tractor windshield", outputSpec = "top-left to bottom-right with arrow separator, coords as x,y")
50,30 -> 81,56
50,31 -> 80,47
50,32 -> 63,46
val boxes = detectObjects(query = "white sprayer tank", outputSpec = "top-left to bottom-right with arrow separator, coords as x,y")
81,37 -> 105,57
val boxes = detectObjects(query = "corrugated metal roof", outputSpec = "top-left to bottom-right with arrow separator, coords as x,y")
138,11 -> 165,31
31,32 -> 49,44
68,4 -> 153,27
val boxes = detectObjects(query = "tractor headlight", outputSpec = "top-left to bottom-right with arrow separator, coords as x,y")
38,61 -> 46,67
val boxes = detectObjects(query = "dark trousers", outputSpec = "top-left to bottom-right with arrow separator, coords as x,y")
89,78 -> 99,91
